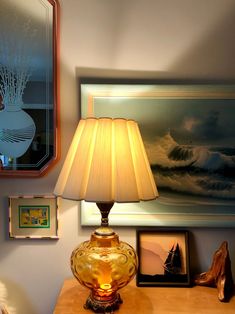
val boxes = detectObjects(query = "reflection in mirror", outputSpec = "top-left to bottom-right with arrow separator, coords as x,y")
0,0 -> 59,176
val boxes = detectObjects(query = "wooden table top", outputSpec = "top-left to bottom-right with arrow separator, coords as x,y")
53,278 -> 235,314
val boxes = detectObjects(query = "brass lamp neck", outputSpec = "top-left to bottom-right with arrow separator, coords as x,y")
96,202 -> 114,227
95,202 -> 115,236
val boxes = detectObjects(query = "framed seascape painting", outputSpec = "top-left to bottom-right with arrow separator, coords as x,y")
80,83 -> 235,227
9,195 -> 59,239
136,229 -> 190,286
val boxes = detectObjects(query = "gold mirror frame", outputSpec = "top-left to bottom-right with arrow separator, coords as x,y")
0,0 -> 60,177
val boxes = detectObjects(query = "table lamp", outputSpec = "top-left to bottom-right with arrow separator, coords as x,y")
54,117 -> 158,313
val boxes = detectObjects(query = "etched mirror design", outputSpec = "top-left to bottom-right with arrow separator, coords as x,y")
0,0 -> 59,176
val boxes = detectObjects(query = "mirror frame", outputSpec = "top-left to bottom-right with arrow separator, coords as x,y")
0,0 -> 60,177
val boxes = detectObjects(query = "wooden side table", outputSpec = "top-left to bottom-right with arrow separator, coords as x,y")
53,278 -> 235,314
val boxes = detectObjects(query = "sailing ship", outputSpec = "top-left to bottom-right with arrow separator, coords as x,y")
164,243 -> 182,275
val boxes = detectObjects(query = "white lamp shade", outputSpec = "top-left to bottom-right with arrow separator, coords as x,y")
54,117 -> 158,202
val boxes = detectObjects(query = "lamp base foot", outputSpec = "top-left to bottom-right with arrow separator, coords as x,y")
84,293 -> 123,313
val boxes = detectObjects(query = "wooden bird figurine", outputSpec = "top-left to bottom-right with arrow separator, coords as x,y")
195,241 -> 234,302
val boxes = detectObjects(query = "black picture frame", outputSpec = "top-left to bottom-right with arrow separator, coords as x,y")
136,229 -> 191,286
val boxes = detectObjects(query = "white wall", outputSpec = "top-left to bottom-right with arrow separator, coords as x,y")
0,0 -> 235,313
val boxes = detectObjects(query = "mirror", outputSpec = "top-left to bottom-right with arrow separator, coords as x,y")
0,0 -> 60,177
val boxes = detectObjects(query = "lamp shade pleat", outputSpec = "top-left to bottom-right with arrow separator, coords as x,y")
85,118 -> 113,201
54,118 -> 158,202
127,120 -> 158,200
112,119 -> 139,201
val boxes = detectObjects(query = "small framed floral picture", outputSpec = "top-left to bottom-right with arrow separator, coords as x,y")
136,229 -> 190,286
9,195 -> 59,239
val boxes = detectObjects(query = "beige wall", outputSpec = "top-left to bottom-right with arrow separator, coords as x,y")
0,0 -> 235,313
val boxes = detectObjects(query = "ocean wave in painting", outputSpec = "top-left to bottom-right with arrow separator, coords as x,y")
145,133 -> 235,199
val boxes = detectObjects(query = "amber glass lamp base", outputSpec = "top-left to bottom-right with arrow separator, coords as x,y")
70,206 -> 138,314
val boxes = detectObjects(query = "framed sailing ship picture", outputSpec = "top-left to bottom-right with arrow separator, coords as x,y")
136,229 -> 190,286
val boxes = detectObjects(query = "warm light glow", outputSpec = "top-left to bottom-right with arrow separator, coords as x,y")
100,284 -> 112,290
54,117 -> 158,202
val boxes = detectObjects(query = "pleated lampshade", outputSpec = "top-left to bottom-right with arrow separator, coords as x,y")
54,117 -> 158,202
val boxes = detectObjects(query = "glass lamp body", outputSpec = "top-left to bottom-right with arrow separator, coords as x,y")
71,229 -> 138,313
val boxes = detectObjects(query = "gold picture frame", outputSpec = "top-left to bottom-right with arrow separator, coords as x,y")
9,195 -> 59,239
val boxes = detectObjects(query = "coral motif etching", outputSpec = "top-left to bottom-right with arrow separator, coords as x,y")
0,1 -> 37,158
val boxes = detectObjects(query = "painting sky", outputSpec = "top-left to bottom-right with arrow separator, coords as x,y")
95,98 -> 235,147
